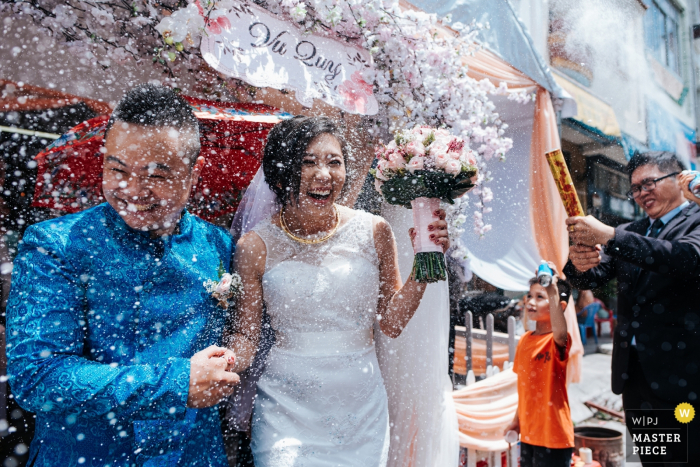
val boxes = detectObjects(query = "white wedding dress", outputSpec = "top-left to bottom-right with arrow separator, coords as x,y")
250,207 -> 390,466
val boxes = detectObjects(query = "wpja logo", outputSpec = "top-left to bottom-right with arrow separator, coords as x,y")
625,404 -> 694,464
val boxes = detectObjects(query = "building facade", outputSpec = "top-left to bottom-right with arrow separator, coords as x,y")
514,0 -> 700,225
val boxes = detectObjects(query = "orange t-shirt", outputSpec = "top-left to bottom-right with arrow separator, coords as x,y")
512,331 -> 574,449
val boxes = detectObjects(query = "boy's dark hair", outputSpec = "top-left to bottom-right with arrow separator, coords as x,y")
625,151 -> 685,180
263,116 -> 348,206
528,276 -> 572,305
106,84 -> 200,165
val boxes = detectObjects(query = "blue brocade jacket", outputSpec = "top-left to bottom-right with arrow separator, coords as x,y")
6,203 -> 234,467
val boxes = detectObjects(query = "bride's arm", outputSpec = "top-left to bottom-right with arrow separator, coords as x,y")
375,214 -> 449,338
224,231 -> 266,373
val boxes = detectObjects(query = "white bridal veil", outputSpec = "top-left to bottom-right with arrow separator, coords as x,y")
230,168 -> 277,243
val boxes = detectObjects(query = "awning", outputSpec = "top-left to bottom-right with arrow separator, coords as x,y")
406,0 -> 560,96
0,79 -> 112,115
646,99 -> 697,169
553,73 -> 621,138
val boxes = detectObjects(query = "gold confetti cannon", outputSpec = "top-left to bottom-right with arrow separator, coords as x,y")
545,149 -> 585,217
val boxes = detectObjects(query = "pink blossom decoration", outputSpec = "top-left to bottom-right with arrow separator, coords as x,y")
206,15 -> 231,35
338,71 -> 375,114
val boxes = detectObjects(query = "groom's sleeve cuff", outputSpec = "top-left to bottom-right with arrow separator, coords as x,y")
123,357 -> 191,420
163,357 -> 191,419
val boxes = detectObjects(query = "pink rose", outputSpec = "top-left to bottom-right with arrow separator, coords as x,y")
445,159 -> 462,176
405,141 -> 425,157
375,160 -> 389,180
407,156 -> 425,173
385,151 -> 406,170
462,148 -> 477,166
411,126 -> 428,137
215,273 -> 233,295
447,151 -> 461,160
338,70 -> 375,114
429,141 -> 448,155
433,152 -> 450,169
447,138 -> 465,153
434,129 -> 452,145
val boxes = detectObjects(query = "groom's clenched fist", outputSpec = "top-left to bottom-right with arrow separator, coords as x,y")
187,345 -> 240,408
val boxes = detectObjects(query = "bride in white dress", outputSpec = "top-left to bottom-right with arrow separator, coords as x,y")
228,116 -> 450,466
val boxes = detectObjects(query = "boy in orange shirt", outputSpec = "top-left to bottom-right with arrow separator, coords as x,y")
504,262 -> 574,467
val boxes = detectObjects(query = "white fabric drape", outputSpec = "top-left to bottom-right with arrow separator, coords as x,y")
461,96 -> 541,291
375,203 -> 460,467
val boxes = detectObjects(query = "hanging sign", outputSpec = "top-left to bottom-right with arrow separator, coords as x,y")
201,2 -> 378,115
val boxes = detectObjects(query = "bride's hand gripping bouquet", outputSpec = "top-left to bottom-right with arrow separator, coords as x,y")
371,127 -> 478,283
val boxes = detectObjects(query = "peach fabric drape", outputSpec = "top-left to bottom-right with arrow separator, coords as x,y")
464,53 -> 570,270
453,337 -> 511,376
464,52 -> 569,270
529,88 -> 570,271
452,369 -> 518,452
466,49 -> 540,91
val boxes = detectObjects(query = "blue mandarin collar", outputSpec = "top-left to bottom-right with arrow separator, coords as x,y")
103,203 -> 193,254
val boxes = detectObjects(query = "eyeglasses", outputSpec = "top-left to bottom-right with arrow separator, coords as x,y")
626,172 -> 679,199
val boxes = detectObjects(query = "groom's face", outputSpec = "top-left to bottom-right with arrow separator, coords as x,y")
102,122 -> 201,236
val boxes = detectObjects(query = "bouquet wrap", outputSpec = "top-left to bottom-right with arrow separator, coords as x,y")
545,149 -> 584,217
411,197 -> 446,282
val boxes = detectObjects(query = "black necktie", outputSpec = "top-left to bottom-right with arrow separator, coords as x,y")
649,219 -> 665,238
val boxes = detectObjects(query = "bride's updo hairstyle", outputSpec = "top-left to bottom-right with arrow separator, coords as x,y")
263,116 -> 348,206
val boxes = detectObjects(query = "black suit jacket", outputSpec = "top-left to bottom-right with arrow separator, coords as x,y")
564,203 -> 700,402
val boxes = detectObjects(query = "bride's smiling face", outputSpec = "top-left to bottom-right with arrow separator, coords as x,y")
291,133 -> 346,211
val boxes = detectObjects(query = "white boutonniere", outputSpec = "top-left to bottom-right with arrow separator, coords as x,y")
204,261 -> 242,309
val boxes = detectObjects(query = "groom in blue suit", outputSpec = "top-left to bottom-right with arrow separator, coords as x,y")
6,84 -> 238,466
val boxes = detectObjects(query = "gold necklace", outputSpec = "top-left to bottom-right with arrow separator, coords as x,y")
279,204 -> 340,244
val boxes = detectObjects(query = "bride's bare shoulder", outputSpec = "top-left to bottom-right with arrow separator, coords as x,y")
235,230 -> 267,263
338,206 -> 392,234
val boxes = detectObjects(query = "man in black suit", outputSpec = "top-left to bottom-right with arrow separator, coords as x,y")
564,151 -> 699,465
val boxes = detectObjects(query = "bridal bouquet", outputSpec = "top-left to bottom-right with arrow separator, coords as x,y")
372,127 -> 478,283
